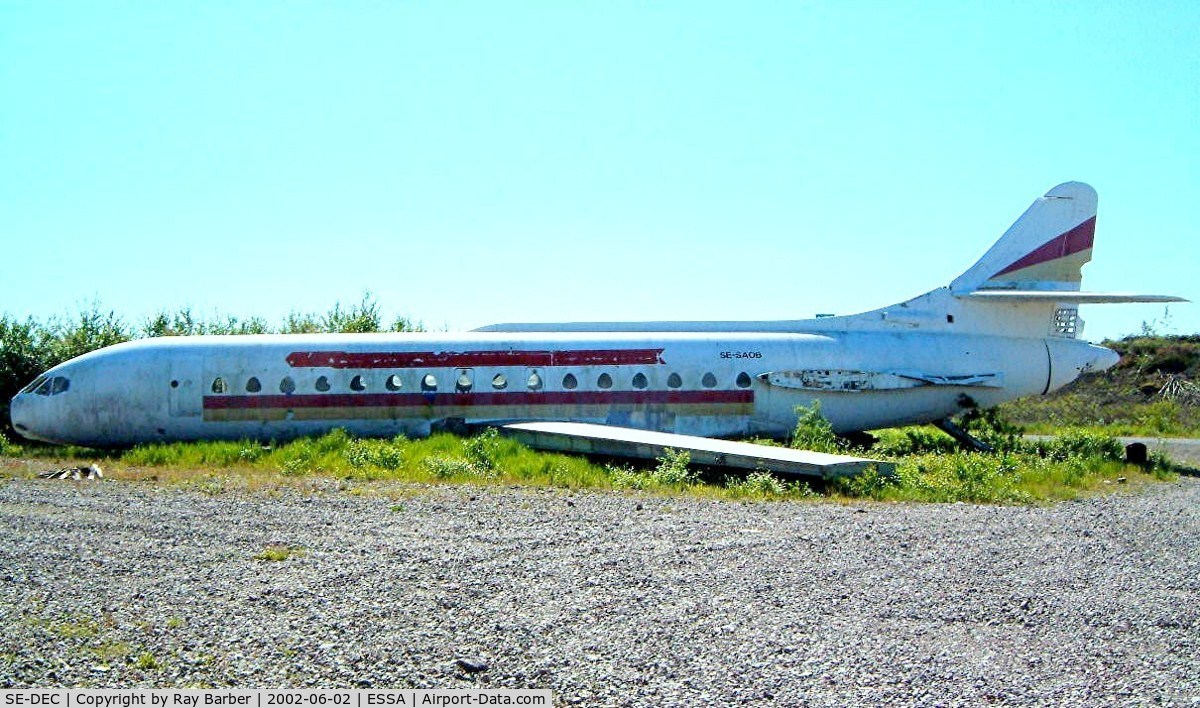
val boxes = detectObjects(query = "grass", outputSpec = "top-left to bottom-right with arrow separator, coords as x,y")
18,607 -> 170,673
1,415 -> 1183,505
254,544 -> 305,561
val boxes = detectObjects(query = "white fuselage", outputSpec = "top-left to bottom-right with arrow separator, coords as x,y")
8,327 -> 1116,448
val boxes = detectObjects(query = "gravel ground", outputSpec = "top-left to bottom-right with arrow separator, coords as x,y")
1,475 -> 1197,706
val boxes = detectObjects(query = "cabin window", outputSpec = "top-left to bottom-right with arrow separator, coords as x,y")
667,373 -> 682,389
422,374 -> 438,391
350,375 -> 366,392
246,377 -> 262,393
562,373 -> 578,390
456,370 -> 473,393
211,377 -> 227,394
701,372 -> 717,388
315,376 -> 331,392
280,377 -> 296,394
527,371 -> 543,391
597,373 -> 613,389
492,373 -> 507,390
631,373 -> 648,390
385,374 -> 403,392
736,372 -> 753,388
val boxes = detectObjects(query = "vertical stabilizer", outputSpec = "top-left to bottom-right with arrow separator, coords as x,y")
950,182 -> 1097,294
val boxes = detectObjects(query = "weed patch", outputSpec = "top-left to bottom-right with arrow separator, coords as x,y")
254,545 -> 304,562
6,405 -> 1180,504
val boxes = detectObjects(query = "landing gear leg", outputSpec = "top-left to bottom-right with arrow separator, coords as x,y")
933,418 -> 995,453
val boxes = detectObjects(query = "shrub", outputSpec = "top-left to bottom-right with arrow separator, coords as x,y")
873,427 -> 958,456
608,463 -> 649,490
421,456 -> 484,479
0,432 -> 22,457
726,471 -> 787,497
462,428 -> 502,472
1032,430 -> 1124,463
652,448 -> 696,485
790,403 -> 843,454
958,406 -> 1025,453
890,453 -> 1031,504
832,464 -> 898,498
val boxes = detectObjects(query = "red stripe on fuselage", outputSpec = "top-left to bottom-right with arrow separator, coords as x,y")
203,389 -> 750,410
993,216 -> 1096,278
285,349 -> 666,369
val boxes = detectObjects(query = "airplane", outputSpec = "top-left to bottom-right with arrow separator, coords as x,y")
8,182 -> 1184,469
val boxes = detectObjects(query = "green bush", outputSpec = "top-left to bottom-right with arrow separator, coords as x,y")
726,471 -> 787,497
608,463 -> 650,490
652,448 -> 696,485
462,428 -> 502,472
421,456 -> 484,479
1032,430 -> 1124,463
890,453 -> 1032,504
873,427 -> 958,456
832,464 -> 898,498
0,432 -> 22,457
790,403 -> 844,454
958,406 -> 1025,453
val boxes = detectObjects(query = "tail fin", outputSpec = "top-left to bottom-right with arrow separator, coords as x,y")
950,181 -> 1183,307
951,182 -> 1096,294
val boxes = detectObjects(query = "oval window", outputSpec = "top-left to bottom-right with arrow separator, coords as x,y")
211,377 -> 227,394
492,373 -> 508,390
350,375 -> 366,392
736,372 -> 753,388
597,373 -> 613,389
246,377 -> 262,393
456,373 -> 473,392
422,374 -> 438,391
386,374 -> 403,392
315,376 -> 331,392
527,371 -> 543,391
632,373 -> 648,390
701,372 -> 717,389
667,373 -> 682,389
280,377 -> 296,394
562,373 -> 578,390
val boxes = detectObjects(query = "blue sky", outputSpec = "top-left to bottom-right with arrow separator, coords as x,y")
2,1 -> 1196,340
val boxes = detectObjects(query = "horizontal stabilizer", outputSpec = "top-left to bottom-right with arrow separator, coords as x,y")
962,291 -> 1187,304
497,421 -> 889,479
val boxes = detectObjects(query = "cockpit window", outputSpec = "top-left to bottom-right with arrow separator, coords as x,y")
21,376 -> 48,394
28,376 -> 70,396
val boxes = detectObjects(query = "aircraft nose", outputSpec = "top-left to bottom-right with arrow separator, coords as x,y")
9,394 -> 33,438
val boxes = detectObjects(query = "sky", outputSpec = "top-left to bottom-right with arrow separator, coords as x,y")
2,1 -> 1197,340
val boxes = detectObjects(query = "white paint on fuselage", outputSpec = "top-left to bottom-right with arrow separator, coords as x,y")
9,327 -> 1109,448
